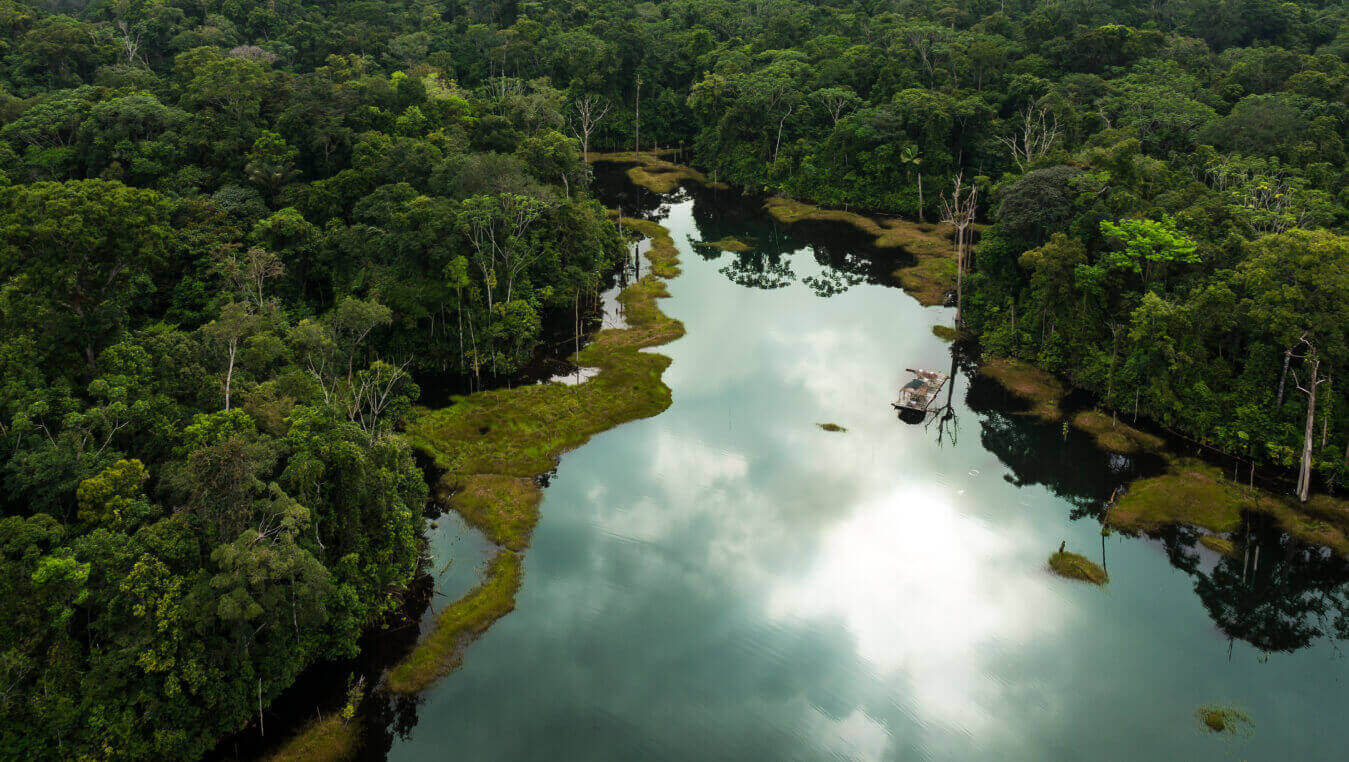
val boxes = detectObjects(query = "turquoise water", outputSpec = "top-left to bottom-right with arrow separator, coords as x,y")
379,188 -> 1349,760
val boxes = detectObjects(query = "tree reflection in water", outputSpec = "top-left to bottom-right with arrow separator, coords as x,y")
966,364 -> 1349,657
1195,516 -> 1349,654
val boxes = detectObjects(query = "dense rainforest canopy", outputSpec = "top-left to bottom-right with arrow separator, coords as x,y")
1,0 -> 1348,758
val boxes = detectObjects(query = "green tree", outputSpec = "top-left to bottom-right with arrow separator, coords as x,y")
1099,217 -> 1200,288
0,180 -> 176,371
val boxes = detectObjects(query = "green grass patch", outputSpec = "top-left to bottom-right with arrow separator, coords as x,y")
762,197 -> 949,253
817,422 -> 847,432
1110,457 -> 1349,558
1071,410 -> 1164,455
386,550 -> 522,695
588,150 -> 730,191
1111,457 -> 1245,536
1195,704 -> 1253,737
1048,551 -> 1108,585
1199,535 -> 1237,556
391,215 -> 685,694
262,715 -> 360,762
892,257 -> 958,307
626,165 -> 689,193
694,236 -> 753,252
448,474 -> 541,551
979,357 -> 1067,421
931,324 -> 970,343
761,197 -> 957,306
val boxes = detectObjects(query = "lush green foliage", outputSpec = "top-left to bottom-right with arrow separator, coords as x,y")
3,0 -> 1349,756
0,0 -> 624,758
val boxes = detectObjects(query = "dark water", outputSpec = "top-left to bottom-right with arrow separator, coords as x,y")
261,174 -> 1349,760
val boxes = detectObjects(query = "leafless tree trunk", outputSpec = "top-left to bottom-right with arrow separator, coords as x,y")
773,103 -> 794,163
996,104 -> 1061,173
350,359 -> 412,443
916,171 -> 924,223
114,20 -> 146,67
1106,322 -> 1121,409
456,287 -> 464,372
939,173 -> 978,327
1277,343 -> 1295,406
1292,337 -> 1328,502
223,337 -> 238,410
813,90 -> 856,131
568,95 -> 610,162
633,76 -> 642,157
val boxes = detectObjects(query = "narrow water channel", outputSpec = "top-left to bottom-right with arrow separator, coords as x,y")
375,181 -> 1349,760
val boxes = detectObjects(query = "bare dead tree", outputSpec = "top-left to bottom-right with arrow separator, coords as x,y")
568,94 -> 610,162
939,173 -> 979,327
1277,340 -> 1297,406
813,88 -> 857,131
633,75 -> 642,157
773,102 -> 795,164
1290,336 -> 1330,502
350,359 -> 413,443
996,103 -> 1061,173
113,19 -> 147,67
215,245 -> 285,311
498,197 -> 552,303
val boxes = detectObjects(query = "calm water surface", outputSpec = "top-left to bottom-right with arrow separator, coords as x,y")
379,184 -> 1349,760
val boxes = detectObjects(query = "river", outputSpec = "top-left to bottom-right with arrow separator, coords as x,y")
358,176 -> 1349,760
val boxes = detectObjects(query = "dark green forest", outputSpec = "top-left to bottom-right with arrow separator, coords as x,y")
1,0 -> 1348,758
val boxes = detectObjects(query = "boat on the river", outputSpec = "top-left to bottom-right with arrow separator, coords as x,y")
892,368 -> 949,413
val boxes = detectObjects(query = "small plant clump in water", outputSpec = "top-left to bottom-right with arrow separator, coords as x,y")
931,325 -> 970,342
1195,704 -> 1253,737
1048,550 -> 1108,585
817,422 -> 847,432
695,236 -> 753,252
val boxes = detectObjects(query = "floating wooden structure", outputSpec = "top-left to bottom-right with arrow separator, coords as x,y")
892,368 -> 950,413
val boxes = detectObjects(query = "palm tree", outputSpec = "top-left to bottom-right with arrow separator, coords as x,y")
899,144 -> 924,222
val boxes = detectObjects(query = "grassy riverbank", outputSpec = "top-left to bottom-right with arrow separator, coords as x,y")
1109,456 -> 1349,557
589,151 -> 962,308
978,357 -> 1068,422
762,197 -> 958,306
261,716 -> 360,762
385,550 -> 523,694
589,149 -> 730,193
978,355 -> 1349,558
388,216 -> 684,695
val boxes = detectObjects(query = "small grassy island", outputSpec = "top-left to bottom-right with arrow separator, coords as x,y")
1198,535 -> 1238,556
1048,550 -> 1109,586
931,325 -> 971,343
695,236 -> 754,252
817,422 -> 847,432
